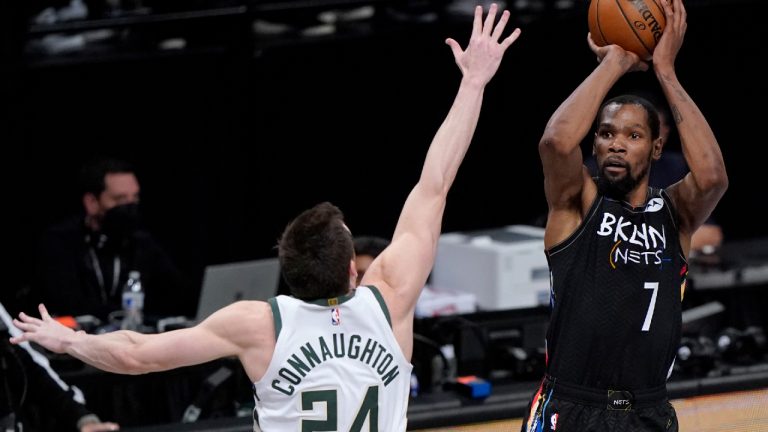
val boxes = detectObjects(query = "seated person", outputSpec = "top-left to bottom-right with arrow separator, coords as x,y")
353,235 -> 390,286
31,157 -> 192,326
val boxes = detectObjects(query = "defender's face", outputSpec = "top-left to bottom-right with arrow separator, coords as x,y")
594,104 -> 656,194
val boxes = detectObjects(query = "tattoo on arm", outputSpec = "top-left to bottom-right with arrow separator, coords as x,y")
671,104 -> 683,125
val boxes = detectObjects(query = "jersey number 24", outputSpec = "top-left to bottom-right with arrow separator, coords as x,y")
302,385 -> 379,431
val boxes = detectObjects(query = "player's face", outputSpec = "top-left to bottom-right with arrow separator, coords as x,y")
594,103 -> 655,197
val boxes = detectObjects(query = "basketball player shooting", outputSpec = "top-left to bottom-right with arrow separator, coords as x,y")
521,0 -> 727,430
11,4 -> 522,431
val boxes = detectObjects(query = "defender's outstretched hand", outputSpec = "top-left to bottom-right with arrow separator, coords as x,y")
10,303 -> 76,354
445,3 -> 521,85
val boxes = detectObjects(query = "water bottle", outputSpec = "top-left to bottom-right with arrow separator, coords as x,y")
121,270 -> 144,331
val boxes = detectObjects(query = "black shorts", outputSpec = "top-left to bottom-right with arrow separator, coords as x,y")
520,375 -> 678,432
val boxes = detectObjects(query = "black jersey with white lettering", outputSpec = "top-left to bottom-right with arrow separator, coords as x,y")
544,187 -> 686,390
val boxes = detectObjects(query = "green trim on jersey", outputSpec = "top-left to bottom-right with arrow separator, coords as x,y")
268,297 -> 282,339
299,286 -> 391,328
366,285 -> 392,328
305,290 -> 357,307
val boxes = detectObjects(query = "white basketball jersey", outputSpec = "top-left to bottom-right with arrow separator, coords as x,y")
252,285 -> 412,431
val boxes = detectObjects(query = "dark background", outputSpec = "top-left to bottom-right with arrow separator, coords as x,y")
2,0 -> 766,316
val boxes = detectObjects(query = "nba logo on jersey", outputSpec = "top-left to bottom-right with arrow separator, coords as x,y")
550,413 -> 558,430
331,308 -> 341,326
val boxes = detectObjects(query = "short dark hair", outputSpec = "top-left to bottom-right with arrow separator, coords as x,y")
354,236 -> 390,259
598,94 -> 661,141
278,202 -> 354,300
630,89 -> 670,124
79,157 -> 136,197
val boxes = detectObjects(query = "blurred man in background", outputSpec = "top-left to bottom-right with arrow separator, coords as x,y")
31,157 -> 191,327
353,235 -> 390,286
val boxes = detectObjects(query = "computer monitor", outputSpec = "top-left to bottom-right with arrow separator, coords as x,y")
195,258 -> 281,322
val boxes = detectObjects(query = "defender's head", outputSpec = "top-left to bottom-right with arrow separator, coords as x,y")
278,202 -> 356,300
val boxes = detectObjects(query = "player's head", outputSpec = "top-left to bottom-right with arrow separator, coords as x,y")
278,202 -> 356,300
593,94 -> 662,198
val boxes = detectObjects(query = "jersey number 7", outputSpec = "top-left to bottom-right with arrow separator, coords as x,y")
642,282 -> 659,332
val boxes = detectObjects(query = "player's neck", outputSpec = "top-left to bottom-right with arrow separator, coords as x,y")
625,184 -> 650,208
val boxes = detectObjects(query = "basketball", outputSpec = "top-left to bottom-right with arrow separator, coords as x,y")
588,0 -> 666,61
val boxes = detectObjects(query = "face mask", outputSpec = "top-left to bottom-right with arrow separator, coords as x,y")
101,203 -> 140,241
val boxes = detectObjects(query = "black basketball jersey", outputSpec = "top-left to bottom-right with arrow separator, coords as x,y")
544,187 -> 686,390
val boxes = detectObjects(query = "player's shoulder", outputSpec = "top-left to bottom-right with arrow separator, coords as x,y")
206,300 -> 272,326
234,299 -> 272,315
